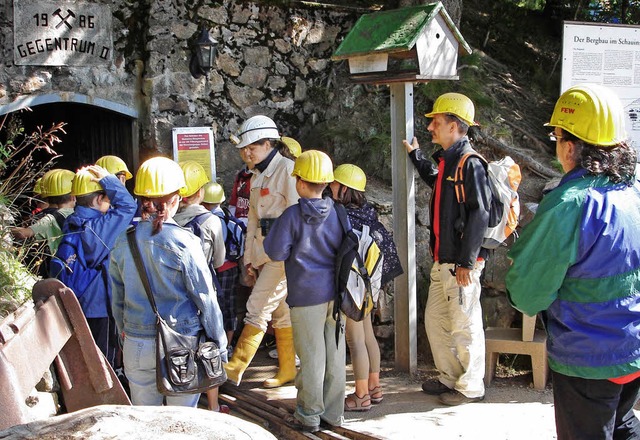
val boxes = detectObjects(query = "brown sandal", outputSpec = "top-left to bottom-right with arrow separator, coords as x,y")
369,386 -> 383,404
344,392 -> 371,412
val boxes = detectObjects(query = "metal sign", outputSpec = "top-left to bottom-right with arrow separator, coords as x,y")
13,0 -> 113,66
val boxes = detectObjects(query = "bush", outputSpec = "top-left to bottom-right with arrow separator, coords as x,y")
0,112 -> 65,316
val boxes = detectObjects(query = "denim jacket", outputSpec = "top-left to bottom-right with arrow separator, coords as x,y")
109,219 -> 227,360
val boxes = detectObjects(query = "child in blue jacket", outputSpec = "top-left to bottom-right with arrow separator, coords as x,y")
264,150 -> 344,433
51,165 -> 136,367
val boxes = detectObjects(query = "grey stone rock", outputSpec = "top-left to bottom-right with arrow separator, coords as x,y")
238,66 -> 267,88
294,77 -> 306,101
274,39 -> 291,54
243,46 -> 270,68
0,405 -> 277,439
217,52 -> 241,77
227,84 -> 264,109
200,5 -> 229,24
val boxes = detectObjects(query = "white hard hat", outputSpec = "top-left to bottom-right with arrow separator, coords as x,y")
230,115 -> 280,149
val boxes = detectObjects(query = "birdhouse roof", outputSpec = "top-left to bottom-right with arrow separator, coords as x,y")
332,2 -> 472,61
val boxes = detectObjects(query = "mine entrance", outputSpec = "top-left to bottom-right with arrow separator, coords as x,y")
5,101 -> 137,183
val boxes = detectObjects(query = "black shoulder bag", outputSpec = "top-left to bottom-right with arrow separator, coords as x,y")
126,226 -> 226,396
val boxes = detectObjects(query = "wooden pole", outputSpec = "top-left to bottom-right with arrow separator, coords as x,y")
390,82 -> 417,375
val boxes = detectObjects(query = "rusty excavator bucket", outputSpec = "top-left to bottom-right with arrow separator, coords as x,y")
0,278 -> 130,431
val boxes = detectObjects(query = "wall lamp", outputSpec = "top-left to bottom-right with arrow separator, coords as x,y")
189,27 -> 218,79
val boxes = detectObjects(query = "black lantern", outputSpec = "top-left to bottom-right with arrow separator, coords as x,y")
190,27 -> 218,79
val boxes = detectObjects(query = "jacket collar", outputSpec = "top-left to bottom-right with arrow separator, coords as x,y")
559,167 -> 589,186
254,148 -> 278,173
431,136 -> 472,163
252,150 -> 283,178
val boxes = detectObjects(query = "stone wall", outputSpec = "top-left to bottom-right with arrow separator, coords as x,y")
0,1 -> 369,190
0,1 -> 516,362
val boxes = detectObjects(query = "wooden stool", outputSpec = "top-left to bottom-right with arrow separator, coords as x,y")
484,314 -> 548,390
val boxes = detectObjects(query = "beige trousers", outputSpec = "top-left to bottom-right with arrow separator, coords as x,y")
425,261 -> 486,398
244,260 -> 291,331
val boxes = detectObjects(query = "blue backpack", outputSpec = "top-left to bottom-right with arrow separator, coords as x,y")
183,212 -> 223,291
50,222 -> 108,298
212,207 -> 246,263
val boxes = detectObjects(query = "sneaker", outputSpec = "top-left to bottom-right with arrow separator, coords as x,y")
421,379 -> 450,395
439,390 -> 484,406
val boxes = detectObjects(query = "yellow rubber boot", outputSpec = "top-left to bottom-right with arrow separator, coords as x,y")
224,324 -> 264,386
263,326 -> 298,389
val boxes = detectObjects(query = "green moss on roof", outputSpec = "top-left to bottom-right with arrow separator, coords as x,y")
333,2 -> 471,60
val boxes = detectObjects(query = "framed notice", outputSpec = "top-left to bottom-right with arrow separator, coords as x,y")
172,127 -> 216,181
562,21 -> 640,150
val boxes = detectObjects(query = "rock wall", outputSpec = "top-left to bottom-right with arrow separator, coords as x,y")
0,1 -> 367,188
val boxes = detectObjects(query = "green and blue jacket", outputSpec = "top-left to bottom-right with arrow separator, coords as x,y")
506,167 -> 640,379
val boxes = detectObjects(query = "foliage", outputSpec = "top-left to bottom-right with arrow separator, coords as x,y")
581,0 -> 640,24
308,84 -> 392,180
511,0 -> 640,24
0,112 -> 65,316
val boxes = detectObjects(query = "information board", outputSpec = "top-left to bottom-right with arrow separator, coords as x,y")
562,21 -> 640,150
172,127 -> 216,181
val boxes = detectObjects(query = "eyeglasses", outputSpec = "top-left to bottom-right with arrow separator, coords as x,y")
548,131 -> 565,142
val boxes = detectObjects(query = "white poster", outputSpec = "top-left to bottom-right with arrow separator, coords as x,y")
561,21 -> 640,150
172,127 -> 216,181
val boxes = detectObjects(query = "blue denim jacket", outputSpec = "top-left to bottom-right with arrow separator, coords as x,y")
109,219 -> 227,360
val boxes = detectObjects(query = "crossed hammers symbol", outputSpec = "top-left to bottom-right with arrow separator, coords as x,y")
53,8 -> 75,29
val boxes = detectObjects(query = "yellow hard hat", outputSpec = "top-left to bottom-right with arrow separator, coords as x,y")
33,177 -> 44,196
425,92 -> 478,126
203,182 -> 225,204
96,155 -> 133,180
334,164 -> 366,192
72,168 -> 103,196
281,136 -> 302,158
179,160 -> 210,198
292,150 -> 334,184
547,83 -> 626,147
134,157 -> 188,198
42,169 -> 75,197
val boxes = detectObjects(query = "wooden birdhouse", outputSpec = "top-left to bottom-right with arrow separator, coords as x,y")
332,2 -> 472,84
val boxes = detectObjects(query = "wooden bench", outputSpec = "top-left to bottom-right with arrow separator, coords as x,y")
484,314 -> 548,390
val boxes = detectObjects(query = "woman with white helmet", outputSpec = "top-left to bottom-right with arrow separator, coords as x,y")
109,156 -> 227,408
226,115 -> 299,389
